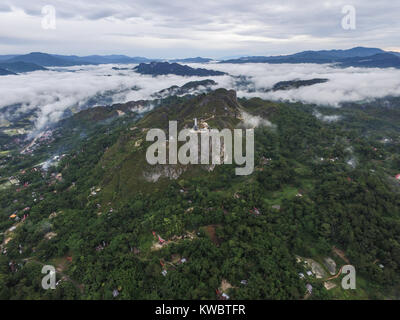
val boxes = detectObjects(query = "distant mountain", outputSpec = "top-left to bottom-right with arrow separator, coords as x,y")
0,55 -> 19,61
0,61 -> 46,73
2,48 -> 399,70
339,53 -> 400,68
133,62 -> 226,76
3,52 -> 157,67
271,78 -> 329,91
87,55 -> 153,64
153,79 -> 217,98
169,57 -> 213,63
0,68 -> 16,76
5,52 -> 84,67
54,54 -> 154,64
302,47 -> 384,59
220,47 -> 400,68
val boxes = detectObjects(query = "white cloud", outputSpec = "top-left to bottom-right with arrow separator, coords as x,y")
313,111 -> 341,122
2,62 -> 400,135
198,62 -> 400,106
0,64 -> 223,131
240,110 -> 274,128
0,1 -> 399,57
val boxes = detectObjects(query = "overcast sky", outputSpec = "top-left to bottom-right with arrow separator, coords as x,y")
0,0 -> 399,58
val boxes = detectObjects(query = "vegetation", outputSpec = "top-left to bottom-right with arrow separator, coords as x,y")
0,90 -> 399,300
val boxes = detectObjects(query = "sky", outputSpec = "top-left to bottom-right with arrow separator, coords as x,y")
0,0 -> 399,58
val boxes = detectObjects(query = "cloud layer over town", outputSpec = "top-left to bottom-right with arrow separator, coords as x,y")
1,62 -> 400,133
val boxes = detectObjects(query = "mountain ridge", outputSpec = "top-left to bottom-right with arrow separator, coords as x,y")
220,47 -> 400,68
133,62 -> 226,76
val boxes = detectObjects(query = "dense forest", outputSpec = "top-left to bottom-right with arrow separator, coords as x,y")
0,90 -> 399,300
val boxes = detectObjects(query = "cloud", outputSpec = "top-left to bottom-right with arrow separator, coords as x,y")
0,1 -> 399,57
0,64 -> 222,132
240,110 -> 274,128
2,62 -> 400,136
196,62 -> 400,106
313,111 -> 341,123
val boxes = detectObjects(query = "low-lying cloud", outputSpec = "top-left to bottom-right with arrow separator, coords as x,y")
240,110 -> 274,128
198,62 -> 400,106
2,62 -> 400,135
313,111 -> 341,123
0,64 -> 224,132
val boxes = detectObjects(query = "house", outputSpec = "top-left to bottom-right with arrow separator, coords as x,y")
9,177 -> 20,185
298,273 -> 305,279
221,293 -> 230,300
306,284 -> 313,294
112,289 -> 119,298
158,235 -> 166,244
306,270 -> 313,276
240,280 -> 248,285
161,270 -> 168,277
249,207 -> 261,215
396,174 -> 400,181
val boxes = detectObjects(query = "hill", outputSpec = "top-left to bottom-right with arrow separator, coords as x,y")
0,68 -> 16,75
1,88 -> 400,301
0,61 -> 47,73
152,79 -> 217,98
4,53 -> 156,68
134,62 -> 226,76
54,54 -> 154,64
169,57 -> 213,63
271,79 -> 329,91
339,53 -> 400,68
220,47 -> 400,68
5,52 -> 86,67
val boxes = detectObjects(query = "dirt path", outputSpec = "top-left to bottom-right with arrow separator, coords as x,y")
324,266 -> 344,281
332,246 -> 350,264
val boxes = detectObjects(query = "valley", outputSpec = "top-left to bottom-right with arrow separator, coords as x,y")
0,83 -> 399,299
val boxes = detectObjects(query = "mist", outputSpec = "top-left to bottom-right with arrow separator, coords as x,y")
197,62 -> 400,106
1,62 -> 400,134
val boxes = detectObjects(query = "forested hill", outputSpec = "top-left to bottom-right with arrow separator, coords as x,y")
133,62 -> 226,76
0,89 -> 399,300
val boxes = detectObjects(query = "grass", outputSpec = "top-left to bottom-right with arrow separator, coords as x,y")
0,181 -> 12,191
263,186 -> 299,207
